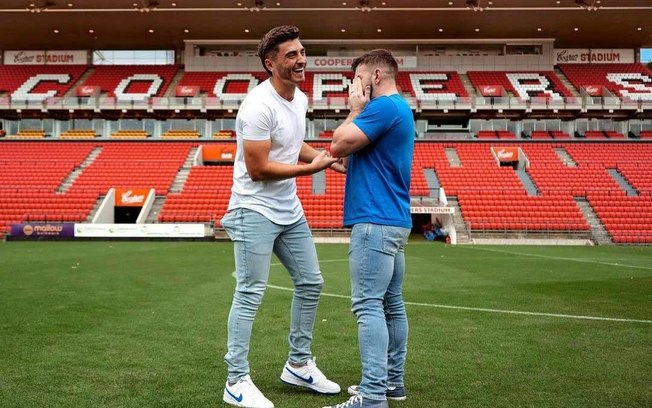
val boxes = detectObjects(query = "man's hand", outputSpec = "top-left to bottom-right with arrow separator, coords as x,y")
310,150 -> 339,172
349,76 -> 371,112
329,158 -> 347,174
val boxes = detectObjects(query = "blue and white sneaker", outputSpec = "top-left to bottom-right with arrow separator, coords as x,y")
348,384 -> 407,401
223,375 -> 274,408
280,357 -> 341,394
322,395 -> 389,408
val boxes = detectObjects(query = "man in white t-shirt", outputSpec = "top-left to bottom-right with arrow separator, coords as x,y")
220,25 -> 344,408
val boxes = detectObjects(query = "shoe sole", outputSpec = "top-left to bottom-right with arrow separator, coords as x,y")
223,391 -> 275,408
280,373 -> 341,395
347,386 -> 407,401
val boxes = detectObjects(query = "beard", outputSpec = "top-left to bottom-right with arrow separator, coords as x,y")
277,64 -> 305,84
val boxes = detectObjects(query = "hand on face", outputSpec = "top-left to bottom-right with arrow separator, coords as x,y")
348,76 -> 371,112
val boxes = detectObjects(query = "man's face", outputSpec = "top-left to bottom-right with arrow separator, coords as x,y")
269,38 -> 306,84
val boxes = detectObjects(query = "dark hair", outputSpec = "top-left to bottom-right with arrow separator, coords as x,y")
258,25 -> 301,75
351,49 -> 398,78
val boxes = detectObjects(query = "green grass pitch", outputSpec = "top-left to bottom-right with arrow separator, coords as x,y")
1,241 -> 651,407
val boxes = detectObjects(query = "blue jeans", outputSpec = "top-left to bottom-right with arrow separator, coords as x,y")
350,223 -> 411,401
221,208 -> 324,382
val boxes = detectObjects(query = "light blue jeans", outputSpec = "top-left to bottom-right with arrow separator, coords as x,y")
349,223 -> 411,401
221,208 -> 324,382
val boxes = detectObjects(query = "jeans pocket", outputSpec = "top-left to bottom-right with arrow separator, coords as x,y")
221,209 -> 241,241
381,225 -> 409,254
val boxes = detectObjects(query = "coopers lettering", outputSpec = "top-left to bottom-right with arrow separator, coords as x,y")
121,190 -> 145,204
496,149 -> 515,160
13,51 -> 35,64
12,74 -> 72,102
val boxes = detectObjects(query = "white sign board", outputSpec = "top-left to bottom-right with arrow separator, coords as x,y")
554,49 -> 635,64
410,207 -> 454,214
307,56 -> 417,70
74,223 -> 205,238
4,50 -> 88,65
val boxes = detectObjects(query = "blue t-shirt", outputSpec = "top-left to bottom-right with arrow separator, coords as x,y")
343,94 -> 414,228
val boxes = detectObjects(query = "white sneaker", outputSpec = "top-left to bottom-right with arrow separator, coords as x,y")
280,357 -> 341,394
223,375 -> 274,408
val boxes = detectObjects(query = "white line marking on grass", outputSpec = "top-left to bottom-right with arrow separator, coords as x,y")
265,284 -> 652,324
469,247 -> 652,271
233,258 -> 651,324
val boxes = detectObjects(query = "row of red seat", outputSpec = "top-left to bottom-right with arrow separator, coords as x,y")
2,64 -> 650,101
2,141 -> 652,243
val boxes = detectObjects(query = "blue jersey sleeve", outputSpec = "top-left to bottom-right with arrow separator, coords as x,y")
352,96 -> 397,142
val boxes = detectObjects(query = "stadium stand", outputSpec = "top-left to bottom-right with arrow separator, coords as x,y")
159,165 -> 233,223
68,142 -> 191,195
467,71 -> 572,99
80,65 -> 178,98
59,129 -> 97,139
0,142 -> 97,235
177,71 -> 469,102
178,72 -> 268,97
213,130 -> 236,139
111,130 -> 149,139
161,129 -> 201,139
8,129 -> 47,139
2,140 -> 652,242
476,130 -> 518,139
558,63 -> 652,101
0,65 -> 87,101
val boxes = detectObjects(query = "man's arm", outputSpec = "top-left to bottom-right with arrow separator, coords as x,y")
331,77 -> 372,157
244,139 -> 337,182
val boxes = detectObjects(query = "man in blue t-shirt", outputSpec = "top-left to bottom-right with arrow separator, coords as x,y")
327,49 -> 415,408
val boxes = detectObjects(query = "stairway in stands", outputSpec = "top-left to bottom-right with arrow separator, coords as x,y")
575,198 -> 612,245
145,197 -> 167,223
554,147 -> 578,167
444,147 -> 462,167
447,197 -> 471,243
554,68 -> 580,97
422,169 -> 440,198
312,170 -> 326,195
165,69 -> 186,97
57,146 -> 103,193
64,67 -> 95,97
607,169 -> 638,196
458,73 -> 477,98
515,169 -> 539,196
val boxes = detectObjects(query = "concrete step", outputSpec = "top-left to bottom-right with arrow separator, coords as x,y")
63,67 -> 95,98
575,197 -> 612,245
515,169 -> 539,196
57,146 -> 103,193
146,197 -> 167,223
444,147 -> 462,167
607,168 -> 638,196
554,68 -> 581,97
448,197 -> 471,244
554,147 -> 578,167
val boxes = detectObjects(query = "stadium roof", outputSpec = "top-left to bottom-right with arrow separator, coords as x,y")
0,0 -> 650,51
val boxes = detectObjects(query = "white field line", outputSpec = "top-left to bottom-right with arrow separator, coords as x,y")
467,247 -> 652,271
228,256 -> 652,324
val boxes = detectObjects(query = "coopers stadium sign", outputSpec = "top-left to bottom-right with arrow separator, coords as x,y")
554,49 -> 634,64
307,56 -> 416,69
4,50 -> 88,65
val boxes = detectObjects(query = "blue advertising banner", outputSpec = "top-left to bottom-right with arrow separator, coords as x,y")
10,223 -> 75,238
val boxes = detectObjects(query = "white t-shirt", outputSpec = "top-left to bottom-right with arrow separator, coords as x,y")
228,79 -> 308,225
